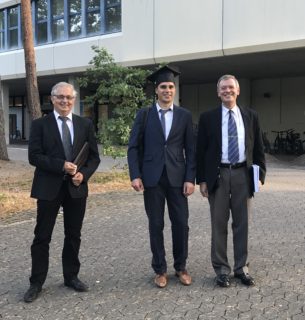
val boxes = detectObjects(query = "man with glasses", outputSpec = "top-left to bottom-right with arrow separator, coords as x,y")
196,75 -> 266,288
128,66 -> 196,288
24,82 -> 100,302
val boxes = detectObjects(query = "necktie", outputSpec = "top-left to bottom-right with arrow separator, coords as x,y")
159,109 -> 170,138
228,110 -> 239,164
59,116 -> 73,161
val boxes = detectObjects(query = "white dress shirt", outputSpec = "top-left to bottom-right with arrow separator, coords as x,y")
221,105 -> 246,163
156,103 -> 173,140
54,110 -> 74,144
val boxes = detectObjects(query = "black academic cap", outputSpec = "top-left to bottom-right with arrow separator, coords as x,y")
147,65 -> 180,86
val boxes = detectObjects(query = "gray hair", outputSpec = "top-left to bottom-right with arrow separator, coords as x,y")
51,82 -> 77,97
217,75 -> 240,90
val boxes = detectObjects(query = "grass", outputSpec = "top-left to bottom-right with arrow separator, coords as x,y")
0,170 -> 131,218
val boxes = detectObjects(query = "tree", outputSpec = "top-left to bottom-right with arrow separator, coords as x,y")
21,0 -> 41,120
78,46 -> 151,157
0,78 -> 9,160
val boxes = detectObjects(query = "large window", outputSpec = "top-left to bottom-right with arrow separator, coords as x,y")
0,0 -> 122,51
8,6 -> 20,49
36,0 -> 48,44
0,11 -> 5,50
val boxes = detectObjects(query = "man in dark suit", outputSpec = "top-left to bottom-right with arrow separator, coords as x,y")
24,82 -> 100,302
128,66 -> 196,288
196,75 -> 266,287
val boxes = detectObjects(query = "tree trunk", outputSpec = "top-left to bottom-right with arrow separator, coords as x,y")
21,0 -> 41,120
0,79 -> 9,161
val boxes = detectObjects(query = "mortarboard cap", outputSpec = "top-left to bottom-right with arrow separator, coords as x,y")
147,65 -> 180,86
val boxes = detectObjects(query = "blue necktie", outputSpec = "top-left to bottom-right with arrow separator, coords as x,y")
59,116 -> 73,161
228,110 -> 239,164
159,109 -> 170,138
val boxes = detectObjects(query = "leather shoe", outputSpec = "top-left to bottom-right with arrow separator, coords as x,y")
175,270 -> 192,286
64,277 -> 89,292
24,284 -> 42,303
234,272 -> 255,286
216,274 -> 230,287
154,273 -> 168,288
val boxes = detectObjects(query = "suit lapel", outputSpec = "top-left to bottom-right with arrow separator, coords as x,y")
216,106 -> 222,147
151,104 -> 165,139
47,113 -> 65,153
71,115 -> 83,159
239,106 -> 250,151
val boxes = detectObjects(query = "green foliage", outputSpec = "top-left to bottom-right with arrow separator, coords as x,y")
78,46 -> 152,158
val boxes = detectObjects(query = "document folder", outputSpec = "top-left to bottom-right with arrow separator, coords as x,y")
73,142 -> 89,170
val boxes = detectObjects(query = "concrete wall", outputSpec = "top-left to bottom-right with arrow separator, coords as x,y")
3,0 -> 305,79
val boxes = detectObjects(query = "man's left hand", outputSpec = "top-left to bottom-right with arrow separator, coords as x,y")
183,182 -> 195,197
72,172 -> 84,187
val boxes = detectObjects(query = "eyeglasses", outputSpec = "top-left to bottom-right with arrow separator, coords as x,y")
53,95 -> 75,101
159,84 -> 175,90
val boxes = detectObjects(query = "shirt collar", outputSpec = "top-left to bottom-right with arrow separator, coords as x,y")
156,102 -> 173,112
222,104 -> 238,116
54,110 -> 73,121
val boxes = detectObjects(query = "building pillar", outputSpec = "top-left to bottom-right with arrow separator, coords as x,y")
1,82 -> 10,144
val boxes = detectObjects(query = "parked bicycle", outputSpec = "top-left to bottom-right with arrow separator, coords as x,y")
272,129 -> 304,155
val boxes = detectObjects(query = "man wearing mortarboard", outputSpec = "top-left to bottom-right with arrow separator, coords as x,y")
127,65 -> 196,288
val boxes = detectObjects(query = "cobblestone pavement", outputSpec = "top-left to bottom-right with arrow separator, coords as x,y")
1,160 -> 305,319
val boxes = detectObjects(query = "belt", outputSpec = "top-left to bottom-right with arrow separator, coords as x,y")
219,162 -> 246,169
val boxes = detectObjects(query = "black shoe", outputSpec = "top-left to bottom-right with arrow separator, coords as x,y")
216,274 -> 230,287
64,277 -> 88,292
234,272 -> 255,286
23,284 -> 42,303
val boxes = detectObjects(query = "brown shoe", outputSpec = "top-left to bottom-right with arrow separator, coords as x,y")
175,270 -> 192,286
154,273 -> 168,288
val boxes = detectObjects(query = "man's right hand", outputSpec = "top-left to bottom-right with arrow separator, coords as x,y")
200,182 -> 209,198
64,161 -> 77,176
131,178 -> 144,192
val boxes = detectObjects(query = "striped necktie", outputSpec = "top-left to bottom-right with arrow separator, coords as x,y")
228,110 -> 239,164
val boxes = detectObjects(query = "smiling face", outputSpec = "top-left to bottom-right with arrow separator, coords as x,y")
155,82 -> 176,108
51,84 -> 76,117
217,77 -> 240,109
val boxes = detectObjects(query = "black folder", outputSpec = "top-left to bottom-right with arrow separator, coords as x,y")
73,142 -> 89,169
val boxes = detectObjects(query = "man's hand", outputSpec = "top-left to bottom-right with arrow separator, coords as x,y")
72,172 -> 84,187
183,182 -> 195,197
64,161 -> 77,176
131,178 -> 144,192
200,182 -> 209,198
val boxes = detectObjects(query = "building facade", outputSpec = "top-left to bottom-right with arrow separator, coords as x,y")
2,0 -> 305,147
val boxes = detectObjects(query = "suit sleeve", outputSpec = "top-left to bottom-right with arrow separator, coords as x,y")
183,111 -> 196,183
196,113 -> 208,184
78,119 -> 101,182
127,109 -> 144,181
252,112 -> 266,184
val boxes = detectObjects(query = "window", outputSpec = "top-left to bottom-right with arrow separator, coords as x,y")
52,0 -> 65,41
0,0 -> 121,52
69,0 -> 82,38
8,6 -> 20,49
36,0 -> 48,44
0,11 -> 5,50
105,0 -> 121,33
86,0 -> 101,34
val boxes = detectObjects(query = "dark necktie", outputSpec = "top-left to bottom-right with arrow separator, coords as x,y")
159,109 -> 170,137
59,116 -> 73,161
228,110 -> 239,164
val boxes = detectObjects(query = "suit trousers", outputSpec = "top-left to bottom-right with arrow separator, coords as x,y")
143,168 -> 189,274
208,166 -> 252,275
30,181 -> 87,286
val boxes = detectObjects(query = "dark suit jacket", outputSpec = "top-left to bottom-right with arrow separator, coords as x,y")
196,106 -> 266,195
28,113 -> 100,200
128,104 -> 196,187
